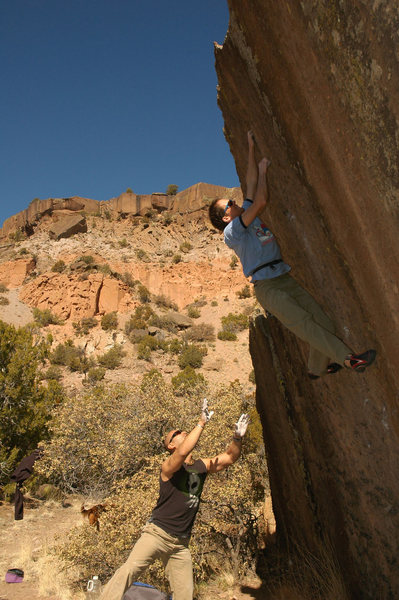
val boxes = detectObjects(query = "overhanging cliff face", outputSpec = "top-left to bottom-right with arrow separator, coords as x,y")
215,2 -> 399,598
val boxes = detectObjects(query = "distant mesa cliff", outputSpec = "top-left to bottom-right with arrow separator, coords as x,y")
216,1 -> 399,598
0,183 -> 241,240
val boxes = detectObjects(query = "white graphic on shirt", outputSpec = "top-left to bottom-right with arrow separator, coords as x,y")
252,222 -> 274,246
186,473 -> 201,509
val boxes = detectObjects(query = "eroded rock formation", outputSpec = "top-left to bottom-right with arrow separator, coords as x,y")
216,2 -> 399,598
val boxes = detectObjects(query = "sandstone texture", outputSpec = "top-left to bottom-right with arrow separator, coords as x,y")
216,2 -> 399,598
48,214 -> 87,240
0,258 -> 35,288
19,273 -> 134,321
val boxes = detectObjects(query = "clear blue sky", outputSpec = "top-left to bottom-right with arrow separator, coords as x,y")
0,0 -> 239,227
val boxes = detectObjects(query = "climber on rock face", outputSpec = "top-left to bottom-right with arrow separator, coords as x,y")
100,399 -> 249,600
208,130 -> 376,380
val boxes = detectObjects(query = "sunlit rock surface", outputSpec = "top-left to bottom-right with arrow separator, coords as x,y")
216,1 -> 399,598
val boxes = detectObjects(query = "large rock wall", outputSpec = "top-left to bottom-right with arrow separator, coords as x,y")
215,2 -> 399,598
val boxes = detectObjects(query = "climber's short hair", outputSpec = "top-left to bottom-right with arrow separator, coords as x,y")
208,198 -> 228,232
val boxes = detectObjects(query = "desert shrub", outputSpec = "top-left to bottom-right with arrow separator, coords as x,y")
51,381 -> 267,589
36,380 -> 179,497
137,284 -> 151,303
19,247 -> 28,255
0,321 -> 64,487
172,254 -> 181,264
43,365 -> 63,381
136,336 -> 166,361
167,338 -> 184,355
135,248 -> 149,261
101,312 -> 118,331
171,366 -> 207,397
0,296 -> 9,306
125,305 -> 154,334
220,313 -> 249,335
248,369 -> 256,384
184,323 -> 215,342
149,313 -> 178,333
153,294 -> 178,311
87,367 -> 106,384
121,272 -> 135,288
178,343 -> 207,369
73,316 -> 97,336
33,307 -> 61,327
187,306 -> 201,319
50,340 -> 93,373
119,238 -> 128,248
210,300 -> 218,307
237,285 -> 252,299
230,255 -> 238,269
166,184 -> 178,195
97,344 -> 126,370
179,241 -> 192,253
0,284 -> 7,293
217,330 -> 237,341
80,255 -> 95,265
162,213 -> 173,226
51,260 -> 66,273
97,263 -> 112,275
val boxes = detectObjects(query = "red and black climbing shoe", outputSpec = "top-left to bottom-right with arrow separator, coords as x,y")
346,349 -> 377,372
327,362 -> 343,375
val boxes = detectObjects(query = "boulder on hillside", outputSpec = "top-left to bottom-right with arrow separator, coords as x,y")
163,310 -> 193,329
49,215 -> 87,240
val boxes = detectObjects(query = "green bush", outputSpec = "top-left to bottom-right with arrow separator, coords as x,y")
0,284 -> 7,293
237,285 -> 252,299
184,323 -> 215,342
172,254 -> 181,264
187,306 -> 200,319
121,272 -> 136,288
135,248 -> 149,261
149,313 -> 178,333
137,284 -> 151,303
166,184 -> 178,195
220,312 -> 249,334
50,340 -> 93,373
119,238 -> 128,248
0,296 -> 9,306
0,321 -> 65,487
136,336 -> 166,361
178,343 -> 207,369
230,255 -> 238,269
51,260 -> 66,273
171,366 -> 207,397
101,312 -> 118,331
217,330 -> 237,341
73,317 -> 97,336
44,365 -> 63,381
80,255 -> 95,265
179,241 -> 192,253
125,305 -> 154,334
97,345 -> 126,370
33,307 -> 61,327
87,367 -> 106,384
211,300 -> 218,307
167,338 -> 184,355
153,294 -> 178,311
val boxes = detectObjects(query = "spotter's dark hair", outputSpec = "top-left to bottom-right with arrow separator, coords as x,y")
208,198 -> 228,231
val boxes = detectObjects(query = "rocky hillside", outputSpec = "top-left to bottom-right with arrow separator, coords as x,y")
215,2 -> 399,599
0,182 -> 259,396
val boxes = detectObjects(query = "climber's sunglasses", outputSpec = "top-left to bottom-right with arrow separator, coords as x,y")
169,430 -> 182,443
223,199 -> 234,214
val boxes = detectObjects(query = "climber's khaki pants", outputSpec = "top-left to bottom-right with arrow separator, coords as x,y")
100,522 -> 193,600
254,273 -> 351,376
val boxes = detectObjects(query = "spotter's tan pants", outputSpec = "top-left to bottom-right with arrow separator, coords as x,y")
254,273 -> 351,376
100,522 -> 193,600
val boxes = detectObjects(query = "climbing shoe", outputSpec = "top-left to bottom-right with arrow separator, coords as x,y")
327,362 -> 343,374
345,349 -> 376,372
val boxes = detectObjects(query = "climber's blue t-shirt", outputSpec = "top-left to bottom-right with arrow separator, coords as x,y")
224,199 -> 291,282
